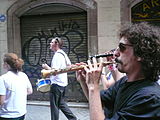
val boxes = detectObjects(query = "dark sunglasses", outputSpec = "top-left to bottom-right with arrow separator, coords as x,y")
50,37 -> 60,44
118,43 -> 133,52
55,37 -> 60,44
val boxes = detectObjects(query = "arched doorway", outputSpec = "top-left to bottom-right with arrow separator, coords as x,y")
121,0 -> 160,26
7,0 -> 97,102
131,0 -> 160,26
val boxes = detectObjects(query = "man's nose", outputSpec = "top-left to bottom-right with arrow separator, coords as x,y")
114,47 -> 120,57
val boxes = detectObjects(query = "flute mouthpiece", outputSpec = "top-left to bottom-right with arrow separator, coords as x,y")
89,53 -> 113,59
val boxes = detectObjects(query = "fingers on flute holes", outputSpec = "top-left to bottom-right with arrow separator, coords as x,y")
99,57 -> 103,64
98,60 -> 103,72
87,60 -> 92,69
92,57 -> 98,69
84,66 -> 92,76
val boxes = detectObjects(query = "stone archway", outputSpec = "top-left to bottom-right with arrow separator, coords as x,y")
120,0 -> 143,24
7,0 -> 98,57
7,0 -> 98,101
121,0 -> 160,25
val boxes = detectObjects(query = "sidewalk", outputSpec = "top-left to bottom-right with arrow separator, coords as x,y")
27,100 -> 89,108
25,101 -> 90,120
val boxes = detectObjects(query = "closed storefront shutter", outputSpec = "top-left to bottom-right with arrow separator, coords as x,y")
20,12 -> 88,101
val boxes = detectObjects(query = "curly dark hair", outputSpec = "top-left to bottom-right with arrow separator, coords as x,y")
119,22 -> 160,81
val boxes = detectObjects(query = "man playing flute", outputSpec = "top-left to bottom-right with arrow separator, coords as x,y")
76,22 -> 160,120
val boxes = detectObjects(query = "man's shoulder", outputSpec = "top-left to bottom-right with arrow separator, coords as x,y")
126,80 -> 160,101
55,51 -> 65,58
56,50 -> 67,56
115,76 -> 127,85
0,71 -> 12,78
139,81 -> 160,94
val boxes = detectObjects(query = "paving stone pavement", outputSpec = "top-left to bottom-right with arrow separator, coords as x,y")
25,101 -> 90,120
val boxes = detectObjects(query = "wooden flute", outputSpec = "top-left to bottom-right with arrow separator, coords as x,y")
41,61 -> 114,78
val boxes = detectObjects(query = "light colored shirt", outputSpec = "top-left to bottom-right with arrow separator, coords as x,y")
0,71 -> 32,118
157,76 -> 160,85
50,49 -> 71,87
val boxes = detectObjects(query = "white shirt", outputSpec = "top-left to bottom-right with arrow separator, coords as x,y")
157,76 -> 160,85
0,71 -> 32,118
50,49 -> 71,87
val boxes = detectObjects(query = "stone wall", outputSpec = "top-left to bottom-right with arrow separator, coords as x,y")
0,0 -> 16,74
96,0 -> 120,53
0,0 -> 121,74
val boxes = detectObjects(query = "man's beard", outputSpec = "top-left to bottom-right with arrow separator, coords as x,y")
115,58 -> 125,73
115,58 -> 123,65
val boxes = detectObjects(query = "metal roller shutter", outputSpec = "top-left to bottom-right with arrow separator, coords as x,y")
20,12 -> 88,101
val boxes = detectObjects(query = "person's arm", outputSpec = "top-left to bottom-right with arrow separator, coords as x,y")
0,77 -> 6,105
101,67 -> 108,89
84,58 -> 106,120
76,64 -> 89,100
89,86 -> 105,120
27,88 -> 33,95
25,74 -> 33,95
42,63 -> 51,70
101,73 -> 115,89
101,74 -> 109,89
101,67 -> 116,89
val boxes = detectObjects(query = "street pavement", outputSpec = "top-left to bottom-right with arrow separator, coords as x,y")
25,101 -> 90,120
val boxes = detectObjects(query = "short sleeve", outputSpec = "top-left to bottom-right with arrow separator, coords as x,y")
25,74 -> 32,90
0,77 -> 6,95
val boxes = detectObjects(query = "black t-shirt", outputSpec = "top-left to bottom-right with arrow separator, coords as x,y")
100,76 -> 160,120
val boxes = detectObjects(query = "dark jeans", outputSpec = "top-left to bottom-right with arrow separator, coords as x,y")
50,84 -> 77,120
0,115 -> 25,120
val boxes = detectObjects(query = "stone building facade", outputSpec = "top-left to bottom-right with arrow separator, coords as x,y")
0,0 -> 159,101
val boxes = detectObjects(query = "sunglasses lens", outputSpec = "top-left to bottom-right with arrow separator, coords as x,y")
119,43 -> 126,52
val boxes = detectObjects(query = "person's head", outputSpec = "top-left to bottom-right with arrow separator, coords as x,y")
3,53 -> 24,73
50,37 -> 63,52
114,22 -> 160,81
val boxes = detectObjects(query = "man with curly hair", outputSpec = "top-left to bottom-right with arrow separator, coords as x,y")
76,22 -> 160,120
